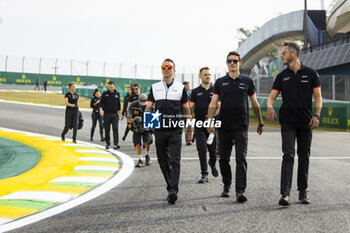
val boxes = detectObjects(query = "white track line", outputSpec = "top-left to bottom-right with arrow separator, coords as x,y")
79,157 -> 119,163
74,149 -> 111,155
50,177 -> 109,183
0,218 -> 12,225
0,191 -> 76,202
131,157 -> 350,161
0,99 -> 90,112
0,128 -> 134,233
73,166 -> 119,171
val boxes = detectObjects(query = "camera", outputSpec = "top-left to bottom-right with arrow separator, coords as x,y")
131,116 -> 143,133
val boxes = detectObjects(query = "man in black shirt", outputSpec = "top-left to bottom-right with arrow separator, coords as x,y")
145,58 -> 191,204
208,51 -> 264,203
100,80 -> 121,150
267,41 -> 322,206
190,67 -> 220,183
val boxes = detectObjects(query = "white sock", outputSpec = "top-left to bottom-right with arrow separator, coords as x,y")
139,154 -> 143,160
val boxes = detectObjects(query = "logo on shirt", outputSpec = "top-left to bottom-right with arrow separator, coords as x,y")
143,110 -> 162,129
222,82 -> 229,86
197,93 -> 203,96
239,83 -> 246,89
283,77 -> 291,81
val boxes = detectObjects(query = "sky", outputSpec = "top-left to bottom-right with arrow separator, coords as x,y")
0,0 -> 334,76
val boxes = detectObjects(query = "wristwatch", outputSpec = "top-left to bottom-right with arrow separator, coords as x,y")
313,114 -> 320,120
258,123 -> 264,127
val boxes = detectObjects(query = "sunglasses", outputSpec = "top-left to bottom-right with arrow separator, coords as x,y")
161,65 -> 174,70
227,59 -> 239,64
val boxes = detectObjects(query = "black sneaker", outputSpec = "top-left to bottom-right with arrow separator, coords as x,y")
113,145 -> 120,150
135,159 -> 144,168
299,190 -> 310,204
122,135 -> 126,141
209,164 -> 219,177
105,145 -> 110,150
90,138 -> 93,141
236,192 -> 248,203
167,192 -> 177,204
101,138 -> 105,142
279,195 -> 291,206
61,133 -> 65,141
221,185 -> 230,197
198,175 -> 208,183
145,154 -> 151,165
72,140 -> 77,144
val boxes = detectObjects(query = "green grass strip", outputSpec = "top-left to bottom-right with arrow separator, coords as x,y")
0,199 -> 57,211
47,182 -> 100,189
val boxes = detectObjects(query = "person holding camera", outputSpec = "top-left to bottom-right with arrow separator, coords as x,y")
128,93 -> 153,168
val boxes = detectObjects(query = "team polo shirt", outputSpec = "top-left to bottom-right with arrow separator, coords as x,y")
147,80 -> 189,130
213,74 -> 256,130
272,64 -> 320,126
65,92 -> 79,110
190,85 -> 214,121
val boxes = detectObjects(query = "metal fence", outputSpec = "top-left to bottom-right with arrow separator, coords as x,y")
252,75 -> 350,101
0,55 -> 228,90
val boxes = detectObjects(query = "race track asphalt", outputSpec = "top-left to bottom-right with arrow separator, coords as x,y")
0,100 -> 350,233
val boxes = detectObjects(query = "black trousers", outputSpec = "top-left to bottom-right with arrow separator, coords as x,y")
280,124 -> 312,195
91,112 -> 104,140
103,113 -> 119,146
218,128 -> 248,193
154,130 -> 182,194
195,127 -> 217,176
62,108 -> 79,141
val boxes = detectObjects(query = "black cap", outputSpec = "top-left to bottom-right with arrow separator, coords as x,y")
108,80 -> 115,85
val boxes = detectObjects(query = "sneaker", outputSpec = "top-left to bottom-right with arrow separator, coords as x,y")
135,159 -> 144,168
198,175 -> 208,183
90,138 -> 93,141
279,195 -> 291,206
167,192 -> 177,204
221,185 -> 230,197
236,192 -> 248,203
145,154 -> 151,165
299,190 -> 310,204
122,135 -> 126,141
186,142 -> 192,146
101,138 -> 105,142
209,163 -> 219,177
105,145 -> 110,150
61,133 -> 65,141
72,140 -> 77,144
113,145 -> 120,150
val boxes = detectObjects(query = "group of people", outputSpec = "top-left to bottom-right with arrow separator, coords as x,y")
61,40 -> 323,207
34,78 -> 48,92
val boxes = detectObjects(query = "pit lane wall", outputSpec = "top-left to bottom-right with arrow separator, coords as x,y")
0,71 -> 156,97
249,97 -> 350,130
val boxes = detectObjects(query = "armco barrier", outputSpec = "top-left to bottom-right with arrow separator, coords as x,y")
61,86 -> 128,100
249,97 -> 350,130
0,71 -> 156,95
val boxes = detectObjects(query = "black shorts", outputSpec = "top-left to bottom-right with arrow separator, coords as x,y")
133,131 -> 153,147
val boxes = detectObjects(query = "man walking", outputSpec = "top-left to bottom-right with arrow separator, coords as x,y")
207,51 -> 264,203
190,67 -> 220,183
266,41 -> 322,206
145,58 -> 191,204
100,80 -> 121,150
128,93 -> 153,168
